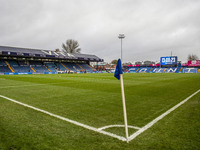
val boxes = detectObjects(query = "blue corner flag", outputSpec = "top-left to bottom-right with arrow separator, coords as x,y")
114,59 -> 123,80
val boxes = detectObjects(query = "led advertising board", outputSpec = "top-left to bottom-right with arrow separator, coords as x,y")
160,56 -> 177,65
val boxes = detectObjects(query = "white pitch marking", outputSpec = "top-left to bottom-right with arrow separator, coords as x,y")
1,89 -> 199,143
0,95 -> 126,142
98,124 -> 141,131
0,83 -> 46,89
128,89 -> 200,142
0,81 -> 71,89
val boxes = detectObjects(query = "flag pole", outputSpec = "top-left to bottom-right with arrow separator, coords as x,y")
120,74 -> 129,143
118,34 -> 129,143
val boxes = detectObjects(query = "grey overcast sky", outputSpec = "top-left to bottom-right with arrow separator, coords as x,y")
0,0 -> 199,63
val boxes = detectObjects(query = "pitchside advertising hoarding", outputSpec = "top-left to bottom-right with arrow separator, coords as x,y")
188,60 -> 200,66
160,56 -> 177,65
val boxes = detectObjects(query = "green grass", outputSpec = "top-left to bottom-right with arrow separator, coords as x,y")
0,73 -> 199,149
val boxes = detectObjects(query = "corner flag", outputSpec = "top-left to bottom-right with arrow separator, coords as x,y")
114,58 -> 129,143
114,59 -> 123,80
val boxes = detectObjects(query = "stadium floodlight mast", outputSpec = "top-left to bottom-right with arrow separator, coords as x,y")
118,34 -> 125,62
118,34 -> 129,143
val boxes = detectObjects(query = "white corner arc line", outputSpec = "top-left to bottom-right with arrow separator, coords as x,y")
0,95 -> 126,142
98,125 -> 141,131
128,89 -> 200,142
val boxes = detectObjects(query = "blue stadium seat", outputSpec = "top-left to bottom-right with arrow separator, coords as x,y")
0,66 -> 12,73
44,62 -> 57,72
63,62 -> 80,72
138,67 -> 152,73
183,68 -> 198,73
150,68 -> 165,73
12,66 -> 32,73
128,67 -> 138,73
7,60 -> 18,66
32,66 -> 49,73
55,62 -> 67,71
0,59 -> 7,66
78,63 -> 94,72
165,67 -> 177,73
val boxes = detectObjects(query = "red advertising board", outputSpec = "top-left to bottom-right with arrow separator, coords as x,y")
150,64 -> 160,67
134,64 -> 140,67
188,60 -> 200,66
128,65 -> 133,67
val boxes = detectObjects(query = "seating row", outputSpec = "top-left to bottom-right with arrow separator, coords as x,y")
0,59 -> 94,73
127,67 -> 200,73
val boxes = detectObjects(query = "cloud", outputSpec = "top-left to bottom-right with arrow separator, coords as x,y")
0,0 -> 199,63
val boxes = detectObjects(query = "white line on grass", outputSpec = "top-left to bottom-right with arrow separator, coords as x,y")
0,84 -> 46,89
128,89 -> 200,142
0,82 -> 71,89
0,95 -> 126,142
0,89 -> 199,143
98,125 -> 141,131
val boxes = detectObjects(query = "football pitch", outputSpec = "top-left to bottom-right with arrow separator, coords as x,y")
0,73 -> 199,150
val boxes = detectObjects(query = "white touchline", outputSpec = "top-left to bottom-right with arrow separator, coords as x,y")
128,89 -> 200,142
0,94 -> 126,142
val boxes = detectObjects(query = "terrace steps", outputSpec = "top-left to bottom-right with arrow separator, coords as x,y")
31,67 -> 36,72
45,66 -> 51,72
88,64 -> 94,69
149,68 -> 153,72
136,68 -> 140,72
61,63 -> 69,71
179,67 -> 183,72
5,61 -> 15,72
77,64 -> 85,71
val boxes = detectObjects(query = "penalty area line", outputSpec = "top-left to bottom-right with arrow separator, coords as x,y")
128,88 -> 200,142
0,94 -> 126,142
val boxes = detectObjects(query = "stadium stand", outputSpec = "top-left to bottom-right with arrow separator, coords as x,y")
138,67 -> 152,73
0,45 -> 199,74
12,66 -> 32,73
32,66 -> 49,74
128,67 -> 138,73
0,59 -> 7,66
55,62 -> 68,72
7,60 -> 19,66
78,63 -> 94,72
0,66 -> 12,73
44,62 -> 57,72
29,61 -> 43,66
18,60 -> 27,66
127,67 -> 200,73
164,67 -> 177,73
183,68 -> 198,73
63,62 -> 81,72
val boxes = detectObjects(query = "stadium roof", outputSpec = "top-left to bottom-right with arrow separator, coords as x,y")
0,46 -> 103,62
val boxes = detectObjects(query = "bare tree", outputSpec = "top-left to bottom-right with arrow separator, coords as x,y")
187,54 -> 199,61
62,39 -> 81,53
55,48 -> 60,52
111,59 -> 118,64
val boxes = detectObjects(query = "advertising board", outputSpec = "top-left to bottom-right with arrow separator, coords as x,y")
160,56 -> 177,65
188,60 -> 200,66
